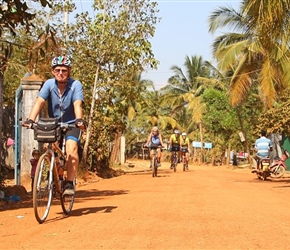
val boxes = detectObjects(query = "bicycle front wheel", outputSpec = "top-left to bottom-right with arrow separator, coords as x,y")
152,157 -> 157,177
33,153 -> 53,224
60,181 -> 75,215
173,160 -> 177,172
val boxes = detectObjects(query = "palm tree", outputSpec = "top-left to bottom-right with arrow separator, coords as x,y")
161,55 -> 215,162
208,0 -> 290,108
161,55 -> 211,123
141,87 -> 177,131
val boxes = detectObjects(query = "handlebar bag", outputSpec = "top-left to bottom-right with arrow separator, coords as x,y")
34,118 -> 60,143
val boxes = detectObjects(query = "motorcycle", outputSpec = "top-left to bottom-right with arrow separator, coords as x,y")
255,156 -> 271,181
269,149 -> 289,178
255,149 -> 289,180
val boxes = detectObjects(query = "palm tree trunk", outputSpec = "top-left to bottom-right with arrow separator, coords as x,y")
235,107 -> 250,162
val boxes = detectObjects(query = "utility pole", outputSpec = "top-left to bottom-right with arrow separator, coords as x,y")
64,0 -> 69,52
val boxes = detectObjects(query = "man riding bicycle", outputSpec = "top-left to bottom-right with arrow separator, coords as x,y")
169,129 -> 182,169
23,56 -> 86,196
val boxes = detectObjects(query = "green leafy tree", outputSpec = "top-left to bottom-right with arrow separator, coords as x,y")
64,0 -> 160,169
0,0 -> 52,185
255,89 -> 290,136
201,88 -> 240,162
0,0 -> 52,36
208,0 -> 290,108
161,55 -> 214,162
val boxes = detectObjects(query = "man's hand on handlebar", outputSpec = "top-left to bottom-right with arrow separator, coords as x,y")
23,119 -> 34,128
75,118 -> 87,130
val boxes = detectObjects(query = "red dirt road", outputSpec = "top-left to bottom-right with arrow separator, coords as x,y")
1,161 -> 290,249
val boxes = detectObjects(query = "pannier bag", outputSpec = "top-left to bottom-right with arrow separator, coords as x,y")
34,118 -> 60,143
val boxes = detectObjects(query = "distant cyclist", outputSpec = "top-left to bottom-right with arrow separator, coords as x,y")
144,126 -> 165,168
169,129 -> 182,169
180,132 -> 190,163
23,56 -> 86,196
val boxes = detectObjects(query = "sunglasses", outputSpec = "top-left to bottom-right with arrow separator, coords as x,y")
53,69 -> 68,74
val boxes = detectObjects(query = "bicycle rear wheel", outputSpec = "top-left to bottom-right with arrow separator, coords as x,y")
33,153 -> 53,224
60,180 -> 75,214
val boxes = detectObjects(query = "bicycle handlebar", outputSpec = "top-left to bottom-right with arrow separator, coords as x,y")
143,145 -> 164,149
21,121 -> 76,130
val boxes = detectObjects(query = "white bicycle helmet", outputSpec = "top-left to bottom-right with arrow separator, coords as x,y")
182,132 -> 186,136
174,129 -> 180,134
51,56 -> 71,68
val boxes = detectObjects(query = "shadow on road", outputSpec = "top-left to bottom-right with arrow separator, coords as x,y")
45,206 -> 118,224
70,205 -> 118,217
74,189 -> 129,205
76,189 -> 129,199
126,168 -> 189,177
0,189 -> 128,212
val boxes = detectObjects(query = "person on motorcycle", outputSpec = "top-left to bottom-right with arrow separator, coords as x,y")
144,126 -> 165,168
180,132 -> 190,163
251,130 -> 273,173
169,129 -> 182,169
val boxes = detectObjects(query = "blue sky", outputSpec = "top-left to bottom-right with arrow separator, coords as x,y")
142,0 -> 241,89
74,0 -> 241,89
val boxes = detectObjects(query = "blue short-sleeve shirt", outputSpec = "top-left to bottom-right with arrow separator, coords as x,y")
255,136 -> 273,157
38,78 -> 84,124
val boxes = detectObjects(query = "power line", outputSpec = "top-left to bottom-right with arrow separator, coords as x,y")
79,0 -> 84,12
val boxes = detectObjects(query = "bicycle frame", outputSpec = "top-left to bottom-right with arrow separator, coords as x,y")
31,122 -> 76,223
45,146 -> 60,192
149,147 -> 159,177
181,147 -> 188,171
172,150 -> 178,172
49,142 -> 66,194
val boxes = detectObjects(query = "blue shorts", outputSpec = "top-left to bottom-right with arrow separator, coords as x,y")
65,127 -> 82,143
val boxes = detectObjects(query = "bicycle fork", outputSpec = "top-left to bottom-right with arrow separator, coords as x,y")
47,149 -> 62,193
